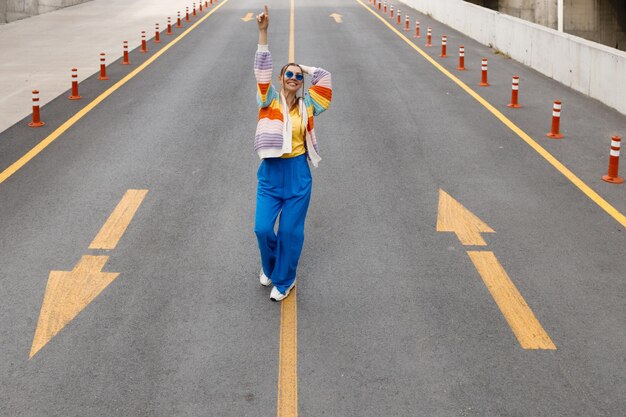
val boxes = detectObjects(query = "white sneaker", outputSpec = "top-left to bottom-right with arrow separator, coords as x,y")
270,281 -> 296,302
260,270 -> 272,287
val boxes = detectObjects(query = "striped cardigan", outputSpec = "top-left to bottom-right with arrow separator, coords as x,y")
254,44 -> 332,167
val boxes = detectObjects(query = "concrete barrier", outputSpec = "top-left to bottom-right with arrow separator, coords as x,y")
0,1 -> 6,24
402,0 -> 626,116
1,0 -> 92,24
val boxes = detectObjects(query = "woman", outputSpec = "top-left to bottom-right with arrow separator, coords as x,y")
253,5 -> 332,302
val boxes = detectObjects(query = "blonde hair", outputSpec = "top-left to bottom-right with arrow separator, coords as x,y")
280,63 -> 306,137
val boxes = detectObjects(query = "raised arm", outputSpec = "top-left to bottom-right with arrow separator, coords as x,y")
301,65 -> 333,116
254,5 -> 277,108
257,5 -> 268,45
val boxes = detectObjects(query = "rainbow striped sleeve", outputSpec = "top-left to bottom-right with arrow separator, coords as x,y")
254,45 -> 278,108
304,67 -> 333,116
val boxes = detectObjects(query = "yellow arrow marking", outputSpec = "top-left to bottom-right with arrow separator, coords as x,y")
467,251 -> 556,350
89,189 -> 148,250
241,12 -> 254,22
330,13 -> 343,23
277,287 -> 298,417
436,189 -> 495,246
30,255 -> 120,358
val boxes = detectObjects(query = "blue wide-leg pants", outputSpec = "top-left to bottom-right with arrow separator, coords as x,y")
254,154 -> 312,294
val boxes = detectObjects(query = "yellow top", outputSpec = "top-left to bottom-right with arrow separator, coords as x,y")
282,105 -> 306,158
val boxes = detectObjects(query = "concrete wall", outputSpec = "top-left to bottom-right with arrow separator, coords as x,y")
498,0 -> 558,29
465,0 -> 557,26
0,1 -> 6,25
465,0 -> 626,51
0,0 -> 91,24
402,0 -> 626,115
565,0 -> 626,50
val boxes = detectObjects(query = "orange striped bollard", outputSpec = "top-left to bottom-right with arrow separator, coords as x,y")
404,15 -> 410,31
397,9 -> 401,24
383,2 -> 387,14
177,11 -> 182,28
378,1 -> 382,11
199,2 -> 203,12
193,3 -> 196,17
390,5 -> 394,19
546,100 -> 564,138
508,76 -> 521,108
140,31 -> 148,52
440,35 -> 448,57
457,45 -> 466,70
28,90 -> 45,128
603,136 -> 624,183
154,23 -> 161,43
68,68 -> 82,100
206,1 -> 209,6
98,53 -> 109,80
480,58 -> 489,86
414,20 -> 420,38
122,41 -> 130,65
167,17 -> 173,35
425,27 -> 432,47
185,7 -> 190,21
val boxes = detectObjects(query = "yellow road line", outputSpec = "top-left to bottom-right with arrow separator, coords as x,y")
289,0 -> 295,62
0,0 -> 231,186
468,251 -> 556,350
356,0 -> 626,229
277,3 -> 298,416
89,189 -> 149,250
277,288 -> 298,417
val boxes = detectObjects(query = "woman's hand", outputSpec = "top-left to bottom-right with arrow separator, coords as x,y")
257,5 -> 269,31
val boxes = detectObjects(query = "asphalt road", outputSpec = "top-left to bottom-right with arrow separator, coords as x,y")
1,0 -> 625,416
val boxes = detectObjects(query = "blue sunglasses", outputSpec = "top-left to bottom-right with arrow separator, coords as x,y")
284,70 -> 304,81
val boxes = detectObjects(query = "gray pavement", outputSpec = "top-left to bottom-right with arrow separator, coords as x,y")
1,0 -> 625,416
